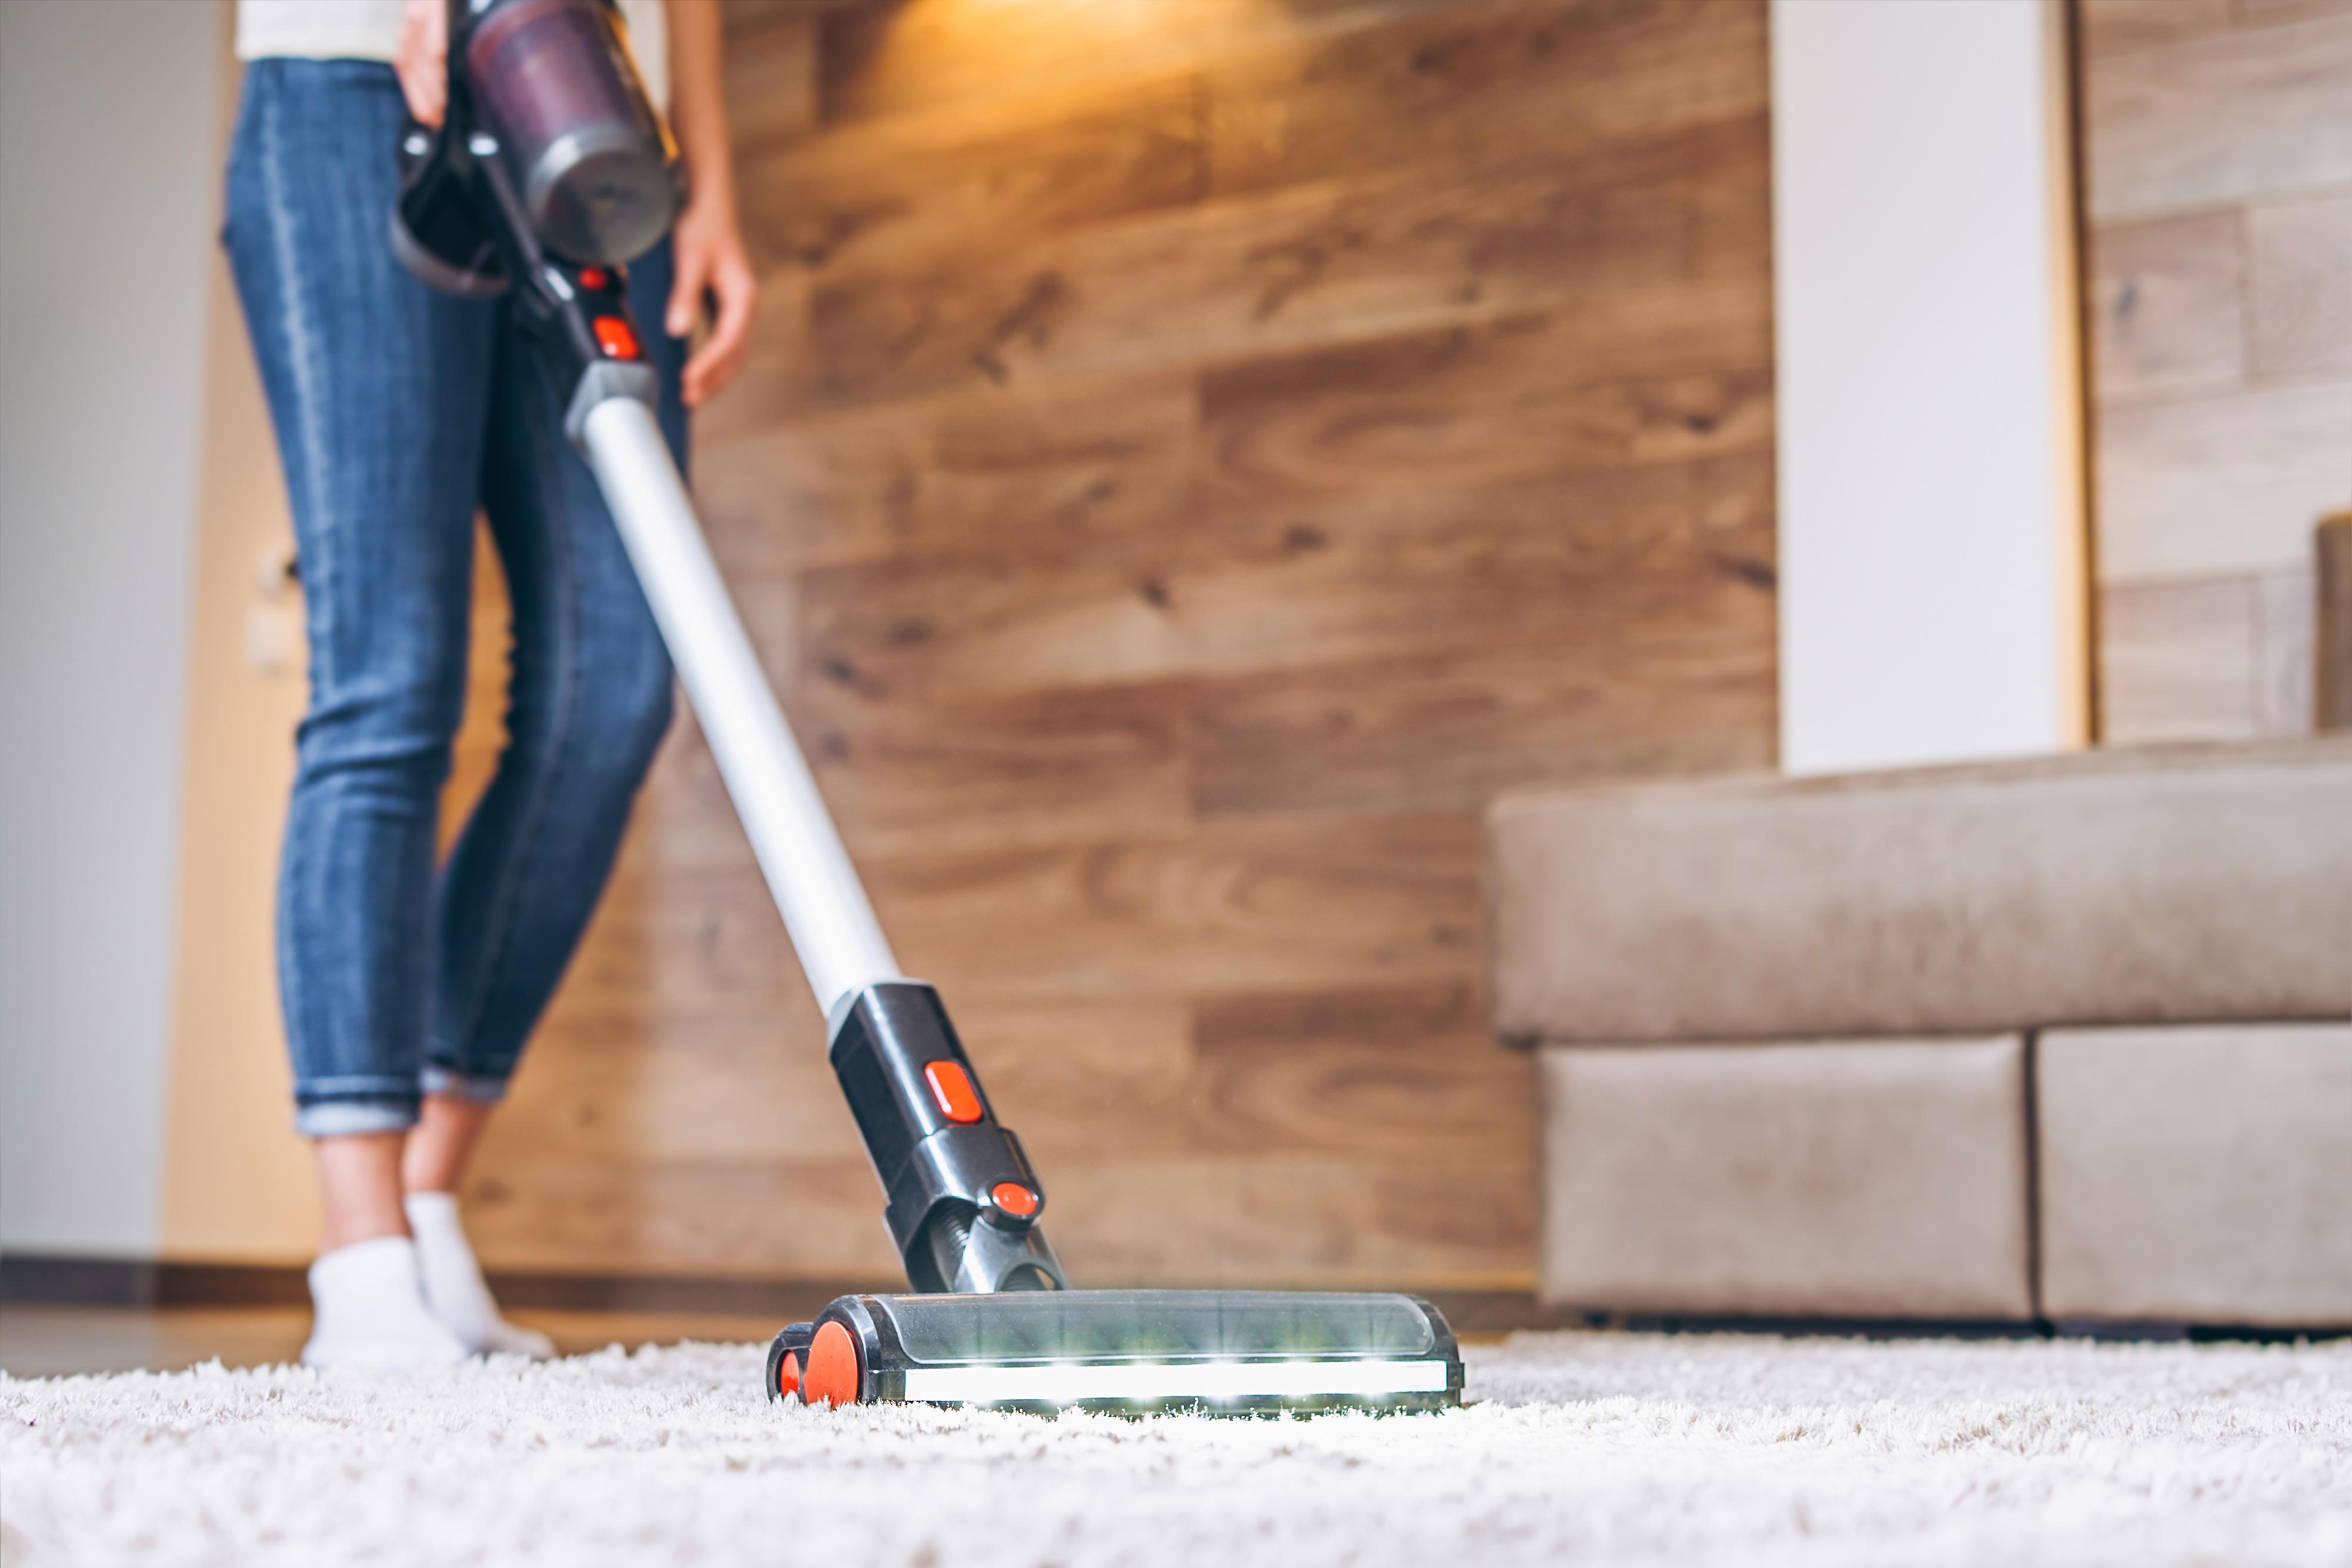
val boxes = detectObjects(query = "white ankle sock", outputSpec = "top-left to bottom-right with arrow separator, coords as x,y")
404,1191 -> 555,1358
302,1236 -> 470,1371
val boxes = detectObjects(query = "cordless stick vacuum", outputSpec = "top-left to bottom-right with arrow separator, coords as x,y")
393,0 -> 1461,1415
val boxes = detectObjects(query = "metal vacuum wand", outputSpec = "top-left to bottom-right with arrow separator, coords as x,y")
576,397 -> 898,1017
575,396 -> 1067,1295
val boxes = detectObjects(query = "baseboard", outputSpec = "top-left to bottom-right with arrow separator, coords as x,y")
0,1255 -> 168,1308
0,1255 -> 1579,1330
0,1253 -> 887,1319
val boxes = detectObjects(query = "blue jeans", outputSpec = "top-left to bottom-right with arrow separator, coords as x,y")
224,59 -> 686,1136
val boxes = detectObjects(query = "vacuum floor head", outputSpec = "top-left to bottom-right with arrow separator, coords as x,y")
767,1289 -> 1462,1416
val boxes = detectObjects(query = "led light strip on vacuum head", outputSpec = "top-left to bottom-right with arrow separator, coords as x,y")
900,1356 -> 1453,1407
767,1290 -> 1465,1416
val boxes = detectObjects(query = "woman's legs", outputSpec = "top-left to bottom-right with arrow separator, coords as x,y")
388,244 -> 689,1350
423,240 -> 689,1126
226,59 -> 495,1365
230,58 -> 687,1360
316,1133 -> 412,1252
400,1094 -> 496,1194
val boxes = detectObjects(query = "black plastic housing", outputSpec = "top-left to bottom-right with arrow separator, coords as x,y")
828,982 -> 1063,1292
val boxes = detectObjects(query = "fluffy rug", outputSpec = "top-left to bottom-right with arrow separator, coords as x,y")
5,1331 -> 2349,1567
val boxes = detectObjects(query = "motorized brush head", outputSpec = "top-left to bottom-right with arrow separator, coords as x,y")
767,1290 -> 1464,1416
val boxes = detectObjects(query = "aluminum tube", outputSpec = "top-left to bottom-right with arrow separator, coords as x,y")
579,395 -> 901,1015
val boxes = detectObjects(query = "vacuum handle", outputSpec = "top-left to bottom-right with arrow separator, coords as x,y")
576,396 -> 903,1017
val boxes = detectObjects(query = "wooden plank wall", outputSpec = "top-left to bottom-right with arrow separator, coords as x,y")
457,0 -> 1776,1290
2080,0 -> 2352,741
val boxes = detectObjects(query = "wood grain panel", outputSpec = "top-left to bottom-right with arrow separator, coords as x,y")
1033,1154 -> 1532,1286
692,365 -> 1197,576
2089,209 -> 2246,402
2247,189 -> 2352,378
796,680 -> 1195,854
1192,634 -> 1773,821
2096,380 -> 2352,580
462,1155 -> 901,1278
469,0 -> 1776,1292
2084,12 -> 2352,219
722,10 -> 817,152
2097,576 -> 2260,743
2326,513 -> 2352,729
1189,981 -> 1535,1161
945,995 -> 1197,1161
489,1011 -> 864,1164
2235,0 -> 2352,24
621,683 -> 1194,871
559,862 -> 811,1023
2255,567 -> 2320,734
1207,0 -> 1766,199
737,65 -> 1207,278
2084,4 -> 2351,741
797,113 -> 1768,410
815,0 -> 1464,127
1198,290 -> 1773,504
2080,0 -> 2235,57
796,452 -> 1770,703
861,814 -> 1484,1000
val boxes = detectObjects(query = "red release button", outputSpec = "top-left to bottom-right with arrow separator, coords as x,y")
577,266 -> 609,290
991,1182 -> 1038,1218
923,1060 -> 983,1124
592,316 -> 640,360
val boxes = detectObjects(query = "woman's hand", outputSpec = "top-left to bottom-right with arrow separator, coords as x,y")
666,194 -> 758,408
395,0 -> 447,128
662,0 -> 757,407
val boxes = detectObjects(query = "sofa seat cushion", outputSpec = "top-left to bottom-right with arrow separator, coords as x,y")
1538,1036 -> 2033,1319
1489,738 -> 2352,1045
2038,1022 -> 2352,1328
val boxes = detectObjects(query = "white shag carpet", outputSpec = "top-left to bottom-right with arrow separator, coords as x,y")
6,1332 -> 2350,1568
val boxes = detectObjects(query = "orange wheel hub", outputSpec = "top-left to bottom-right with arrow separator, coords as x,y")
802,1320 -> 861,1409
775,1347 -> 801,1402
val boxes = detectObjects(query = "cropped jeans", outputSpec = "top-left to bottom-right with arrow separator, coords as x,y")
224,59 -> 687,1136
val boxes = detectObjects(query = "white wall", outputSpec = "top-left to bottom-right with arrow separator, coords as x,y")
1,0 -> 225,1256
1772,0 -> 2089,775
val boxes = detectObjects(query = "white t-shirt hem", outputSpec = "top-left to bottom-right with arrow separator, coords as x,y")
235,1 -> 670,115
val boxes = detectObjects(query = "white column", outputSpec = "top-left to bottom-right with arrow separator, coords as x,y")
0,0 -> 221,1256
1772,0 -> 2089,775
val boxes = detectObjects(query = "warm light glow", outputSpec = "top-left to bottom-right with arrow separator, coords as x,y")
901,1358 -> 1451,1406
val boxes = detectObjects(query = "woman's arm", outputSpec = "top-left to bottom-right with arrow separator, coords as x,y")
663,0 -> 759,407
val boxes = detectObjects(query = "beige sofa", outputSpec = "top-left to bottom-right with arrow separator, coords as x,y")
1486,738 -> 2352,1328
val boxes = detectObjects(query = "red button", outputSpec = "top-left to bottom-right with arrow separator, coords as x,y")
923,1061 -> 983,1124
991,1182 -> 1038,1219
577,266 -> 609,290
592,316 -> 640,360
